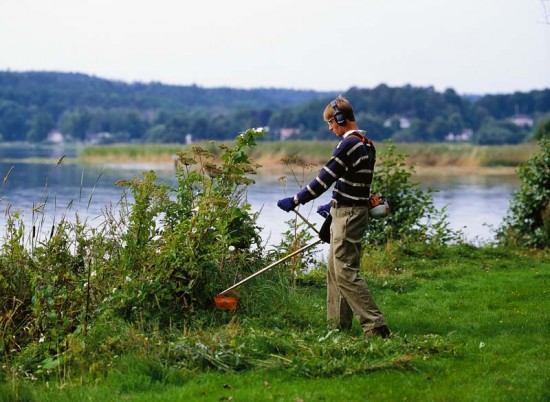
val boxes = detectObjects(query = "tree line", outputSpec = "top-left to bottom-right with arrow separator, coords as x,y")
0,71 -> 549,144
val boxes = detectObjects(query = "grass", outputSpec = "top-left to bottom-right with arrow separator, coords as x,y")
1,140 -> 537,172
2,244 -> 548,401
78,141 -> 540,174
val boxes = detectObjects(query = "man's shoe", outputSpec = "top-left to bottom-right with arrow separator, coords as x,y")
364,325 -> 392,340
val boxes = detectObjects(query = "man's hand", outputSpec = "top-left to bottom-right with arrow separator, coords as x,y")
317,203 -> 331,218
277,197 -> 297,212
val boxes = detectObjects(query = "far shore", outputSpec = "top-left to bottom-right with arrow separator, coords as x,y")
77,141 -> 538,178
78,153 -> 521,178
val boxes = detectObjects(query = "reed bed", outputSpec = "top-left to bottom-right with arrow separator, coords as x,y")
79,141 -> 539,173
398,142 -> 538,168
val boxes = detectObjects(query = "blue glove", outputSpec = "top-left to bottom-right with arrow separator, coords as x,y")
277,197 -> 296,212
317,203 -> 331,218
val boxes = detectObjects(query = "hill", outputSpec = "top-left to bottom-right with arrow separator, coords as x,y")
0,70 -> 548,144
0,71 -> 334,112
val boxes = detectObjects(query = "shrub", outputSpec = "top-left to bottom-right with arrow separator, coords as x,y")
109,129 -> 266,321
0,128 -> 268,372
366,140 -> 460,245
497,139 -> 550,248
0,211 -> 33,356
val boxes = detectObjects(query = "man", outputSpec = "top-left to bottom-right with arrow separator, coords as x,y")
277,96 -> 391,340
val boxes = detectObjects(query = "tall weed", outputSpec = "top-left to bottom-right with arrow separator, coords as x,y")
100,130 -> 268,322
0,129 -> 269,374
274,156 -> 323,278
497,138 -> 550,248
367,140 -> 461,245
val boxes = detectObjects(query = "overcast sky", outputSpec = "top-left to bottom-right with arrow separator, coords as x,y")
1,0 -> 549,94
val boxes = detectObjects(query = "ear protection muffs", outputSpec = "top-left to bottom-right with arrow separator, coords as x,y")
330,100 -> 346,126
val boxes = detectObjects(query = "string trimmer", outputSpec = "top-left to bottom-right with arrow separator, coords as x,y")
214,209 -> 329,311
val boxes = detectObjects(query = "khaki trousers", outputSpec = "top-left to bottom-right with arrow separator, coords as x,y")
327,205 -> 386,332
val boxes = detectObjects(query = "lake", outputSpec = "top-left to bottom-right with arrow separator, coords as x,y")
0,145 -> 520,248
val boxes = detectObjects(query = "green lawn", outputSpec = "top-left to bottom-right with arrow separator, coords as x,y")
2,245 -> 549,401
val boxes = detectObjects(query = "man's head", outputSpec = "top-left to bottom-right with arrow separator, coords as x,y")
323,96 -> 357,135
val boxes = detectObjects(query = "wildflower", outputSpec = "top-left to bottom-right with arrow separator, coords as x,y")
228,245 -> 236,252
39,335 -> 45,343
196,342 -> 209,351
125,276 -> 132,282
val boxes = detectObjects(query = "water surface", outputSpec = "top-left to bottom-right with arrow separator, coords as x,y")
0,146 -> 520,248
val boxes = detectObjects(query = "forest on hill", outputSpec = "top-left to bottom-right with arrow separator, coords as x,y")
0,71 -> 549,144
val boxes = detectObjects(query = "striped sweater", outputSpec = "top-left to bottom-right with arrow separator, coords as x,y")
296,131 -> 376,206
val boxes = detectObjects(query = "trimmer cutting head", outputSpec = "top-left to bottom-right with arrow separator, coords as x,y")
214,294 -> 238,311
213,238 -> 323,311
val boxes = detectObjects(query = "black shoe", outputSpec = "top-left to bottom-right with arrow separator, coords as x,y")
364,325 -> 392,339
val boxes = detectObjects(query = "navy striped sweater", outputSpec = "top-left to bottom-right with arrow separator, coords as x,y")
296,131 -> 376,206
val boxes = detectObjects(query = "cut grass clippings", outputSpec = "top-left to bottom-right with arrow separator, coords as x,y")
1,244 -> 548,401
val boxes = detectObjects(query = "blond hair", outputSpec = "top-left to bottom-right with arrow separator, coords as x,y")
323,95 -> 356,122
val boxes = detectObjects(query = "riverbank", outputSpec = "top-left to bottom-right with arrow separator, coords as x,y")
2,138 -> 547,401
78,141 -> 538,176
3,244 -> 548,401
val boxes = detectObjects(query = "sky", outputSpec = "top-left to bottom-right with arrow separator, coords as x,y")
1,0 -> 549,94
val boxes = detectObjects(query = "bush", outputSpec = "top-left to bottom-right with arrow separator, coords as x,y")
0,211 -> 33,356
0,129 -> 268,372
108,129 -> 266,321
497,139 -> 550,248
366,140 -> 460,245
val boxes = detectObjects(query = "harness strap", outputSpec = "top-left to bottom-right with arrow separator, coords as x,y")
347,131 -> 376,166
347,132 -> 373,146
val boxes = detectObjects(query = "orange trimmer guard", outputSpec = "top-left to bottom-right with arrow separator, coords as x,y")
214,294 -> 238,311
